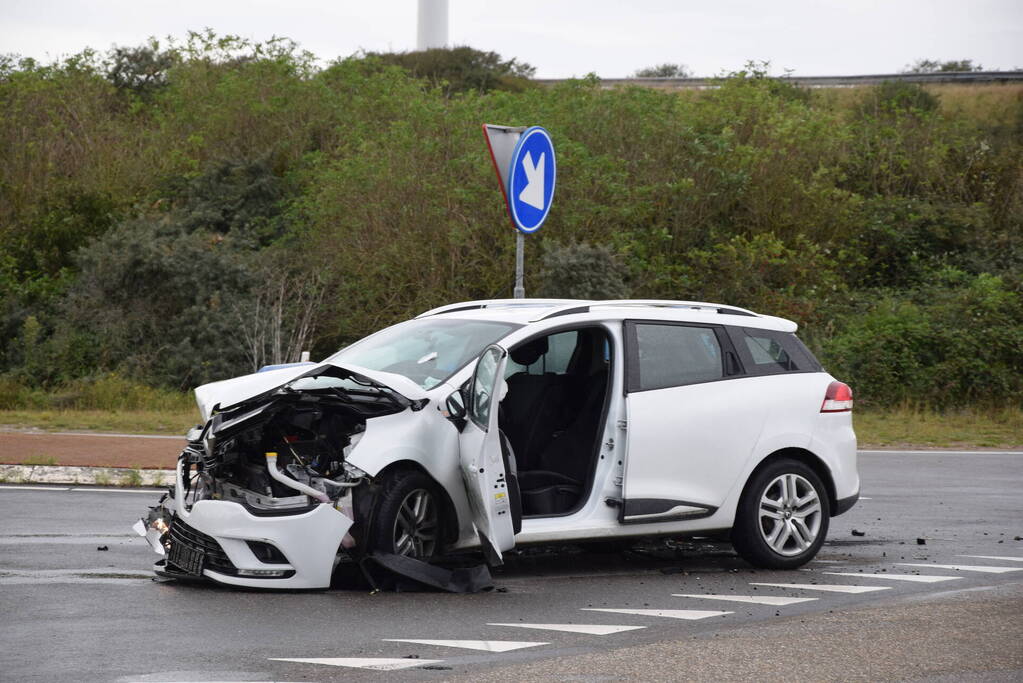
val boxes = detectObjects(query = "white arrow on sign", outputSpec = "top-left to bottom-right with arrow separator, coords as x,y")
518,151 -> 546,210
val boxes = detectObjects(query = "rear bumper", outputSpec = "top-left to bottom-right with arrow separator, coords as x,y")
833,490 -> 859,516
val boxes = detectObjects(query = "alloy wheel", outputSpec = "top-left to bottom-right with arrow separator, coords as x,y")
392,488 -> 438,559
758,473 -> 823,556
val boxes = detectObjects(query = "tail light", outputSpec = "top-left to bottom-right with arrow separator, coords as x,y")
821,381 -> 853,413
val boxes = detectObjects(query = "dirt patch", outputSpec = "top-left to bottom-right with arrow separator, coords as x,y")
0,431 -> 180,469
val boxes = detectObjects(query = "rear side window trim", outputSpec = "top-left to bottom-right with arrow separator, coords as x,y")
623,319 -> 745,394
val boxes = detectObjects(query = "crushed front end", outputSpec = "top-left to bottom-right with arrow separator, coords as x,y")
135,366 -> 411,589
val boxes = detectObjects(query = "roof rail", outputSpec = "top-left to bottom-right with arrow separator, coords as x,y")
533,299 -> 759,321
416,298 -> 588,319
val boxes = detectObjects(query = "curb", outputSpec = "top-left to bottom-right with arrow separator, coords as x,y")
0,463 -> 175,487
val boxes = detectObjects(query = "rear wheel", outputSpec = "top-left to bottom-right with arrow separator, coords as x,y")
368,470 -> 443,561
732,459 -> 829,569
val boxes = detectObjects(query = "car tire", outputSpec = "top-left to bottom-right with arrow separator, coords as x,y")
367,469 -> 443,561
732,458 -> 830,569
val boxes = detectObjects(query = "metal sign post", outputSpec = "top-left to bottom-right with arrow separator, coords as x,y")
514,232 -> 525,298
482,124 -> 556,299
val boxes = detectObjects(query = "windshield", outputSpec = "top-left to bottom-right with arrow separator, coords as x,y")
326,318 -> 520,389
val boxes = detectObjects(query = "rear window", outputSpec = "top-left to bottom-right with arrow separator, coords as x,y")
630,323 -> 724,391
728,327 -> 821,375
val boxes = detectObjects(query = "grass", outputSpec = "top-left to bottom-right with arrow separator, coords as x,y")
122,468 -> 144,487
855,406 -> 1022,449
21,455 -> 58,466
0,409 -> 199,435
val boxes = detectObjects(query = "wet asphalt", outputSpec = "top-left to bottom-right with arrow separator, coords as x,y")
1,451 -> 1021,682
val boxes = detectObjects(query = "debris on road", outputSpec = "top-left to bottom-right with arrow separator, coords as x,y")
851,529 -> 866,537
917,538 -> 927,545
96,545 -> 109,551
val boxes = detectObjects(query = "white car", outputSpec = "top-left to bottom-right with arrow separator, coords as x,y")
136,299 -> 858,589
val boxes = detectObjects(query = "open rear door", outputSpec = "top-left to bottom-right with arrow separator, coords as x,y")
458,344 -> 516,565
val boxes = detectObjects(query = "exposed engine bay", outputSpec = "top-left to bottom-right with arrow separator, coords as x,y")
135,365 -> 441,587
184,400 -> 369,513
181,369 -> 414,514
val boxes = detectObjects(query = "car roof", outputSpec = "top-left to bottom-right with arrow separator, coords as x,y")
415,299 -> 799,333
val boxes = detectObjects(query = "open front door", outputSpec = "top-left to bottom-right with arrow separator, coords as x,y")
458,344 -> 516,565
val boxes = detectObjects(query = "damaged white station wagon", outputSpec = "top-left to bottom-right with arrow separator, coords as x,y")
136,299 -> 859,589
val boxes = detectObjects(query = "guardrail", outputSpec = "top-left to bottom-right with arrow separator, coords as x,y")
535,71 -> 1023,89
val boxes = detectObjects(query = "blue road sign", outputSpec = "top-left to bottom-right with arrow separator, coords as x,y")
507,126 -> 556,234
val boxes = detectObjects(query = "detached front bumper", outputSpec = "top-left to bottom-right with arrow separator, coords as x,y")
139,460 -> 354,589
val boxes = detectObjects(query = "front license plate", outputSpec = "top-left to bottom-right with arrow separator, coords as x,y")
168,541 -> 205,576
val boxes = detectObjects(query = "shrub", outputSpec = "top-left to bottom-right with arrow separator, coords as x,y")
357,46 -> 535,95
105,39 -> 177,99
536,242 -> 630,299
820,271 -> 1023,407
633,63 -> 692,78
858,81 -> 939,117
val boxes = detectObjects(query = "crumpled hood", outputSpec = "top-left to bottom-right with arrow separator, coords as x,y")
194,362 -> 430,421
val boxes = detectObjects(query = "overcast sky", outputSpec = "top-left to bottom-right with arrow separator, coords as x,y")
3,0 -> 1021,78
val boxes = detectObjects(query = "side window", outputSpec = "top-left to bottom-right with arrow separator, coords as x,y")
743,333 -> 795,370
631,323 -> 724,391
469,346 -> 502,429
544,331 -> 577,373
730,327 -> 818,375
505,331 -> 578,377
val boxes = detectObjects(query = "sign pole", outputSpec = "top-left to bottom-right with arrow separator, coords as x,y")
514,232 -> 525,298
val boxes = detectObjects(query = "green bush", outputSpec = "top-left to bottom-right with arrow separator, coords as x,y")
859,81 -> 939,117
0,373 -> 193,411
357,46 -> 536,95
820,271 -> 1023,407
536,242 -> 630,299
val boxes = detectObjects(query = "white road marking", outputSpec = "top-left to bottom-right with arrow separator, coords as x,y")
0,485 -> 70,491
895,563 -> 1023,574
673,593 -> 817,606
959,555 -> 1023,562
69,487 -> 164,494
751,582 -> 892,594
488,623 -> 646,635
270,657 -> 443,671
858,450 -> 1023,456
383,639 -> 546,652
824,571 -> 963,583
859,497 -> 872,500
582,608 -> 730,620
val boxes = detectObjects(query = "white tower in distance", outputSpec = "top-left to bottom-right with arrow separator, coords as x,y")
417,0 -> 449,50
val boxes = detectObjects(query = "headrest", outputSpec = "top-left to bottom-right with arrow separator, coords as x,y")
510,336 -> 549,366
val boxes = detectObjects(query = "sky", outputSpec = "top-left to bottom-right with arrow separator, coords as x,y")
2,0 -> 1021,78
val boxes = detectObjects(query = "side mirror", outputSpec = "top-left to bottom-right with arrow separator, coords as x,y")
443,389 -> 467,431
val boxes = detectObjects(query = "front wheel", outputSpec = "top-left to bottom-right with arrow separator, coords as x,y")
732,459 -> 830,569
367,469 -> 443,561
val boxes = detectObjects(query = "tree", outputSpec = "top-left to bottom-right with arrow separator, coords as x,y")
633,63 -> 692,78
903,58 -> 983,73
105,39 -> 177,98
357,46 -> 535,95
235,271 -> 325,372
